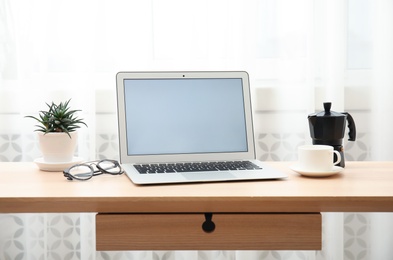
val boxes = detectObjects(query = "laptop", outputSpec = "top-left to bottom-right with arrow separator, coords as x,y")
116,71 -> 287,184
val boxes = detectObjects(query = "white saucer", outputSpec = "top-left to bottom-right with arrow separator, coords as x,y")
34,157 -> 84,172
290,164 -> 344,177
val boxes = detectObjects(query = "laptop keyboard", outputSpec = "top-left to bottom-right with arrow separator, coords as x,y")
133,161 -> 262,174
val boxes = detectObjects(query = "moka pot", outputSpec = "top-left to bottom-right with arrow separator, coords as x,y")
308,102 -> 356,168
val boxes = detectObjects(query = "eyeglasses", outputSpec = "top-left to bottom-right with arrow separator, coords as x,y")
63,159 -> 124,181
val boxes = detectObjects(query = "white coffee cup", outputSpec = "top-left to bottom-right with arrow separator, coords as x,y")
297,145 -> 341,172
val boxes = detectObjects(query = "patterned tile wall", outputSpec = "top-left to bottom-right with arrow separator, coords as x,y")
256,132 -> 370,162
0,132 -> 371,162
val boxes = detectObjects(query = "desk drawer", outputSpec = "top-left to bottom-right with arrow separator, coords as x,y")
96,213 -> 321,251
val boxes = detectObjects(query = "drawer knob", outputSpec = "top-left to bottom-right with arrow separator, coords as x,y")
202,213 -> 215,233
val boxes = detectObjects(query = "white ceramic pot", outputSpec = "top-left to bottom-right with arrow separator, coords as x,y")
38,131 -> 78,163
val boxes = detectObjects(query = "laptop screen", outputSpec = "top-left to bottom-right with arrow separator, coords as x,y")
116,71 -> 256,164
123,78 -> 248,156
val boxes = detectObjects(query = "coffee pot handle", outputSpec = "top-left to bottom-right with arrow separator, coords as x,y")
343,112 -> 356,141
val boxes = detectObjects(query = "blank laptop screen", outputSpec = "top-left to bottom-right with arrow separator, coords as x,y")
123,78 -> 248,156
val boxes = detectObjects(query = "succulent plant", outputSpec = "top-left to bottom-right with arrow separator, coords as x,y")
25,99 -> 87,138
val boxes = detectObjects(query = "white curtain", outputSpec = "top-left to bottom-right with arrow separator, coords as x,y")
1,0 -> 393,259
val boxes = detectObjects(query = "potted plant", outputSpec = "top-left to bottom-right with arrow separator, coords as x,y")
26,99 -> 87,163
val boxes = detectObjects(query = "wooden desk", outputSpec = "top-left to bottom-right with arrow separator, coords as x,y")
1,161 -> 392,251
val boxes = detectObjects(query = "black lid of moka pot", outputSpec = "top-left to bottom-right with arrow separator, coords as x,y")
315,102 -> 346,118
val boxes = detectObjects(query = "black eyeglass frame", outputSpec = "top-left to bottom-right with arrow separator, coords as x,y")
63,159 -> 124,181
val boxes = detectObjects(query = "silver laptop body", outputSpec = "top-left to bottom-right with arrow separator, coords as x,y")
116,71 -> 287,184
